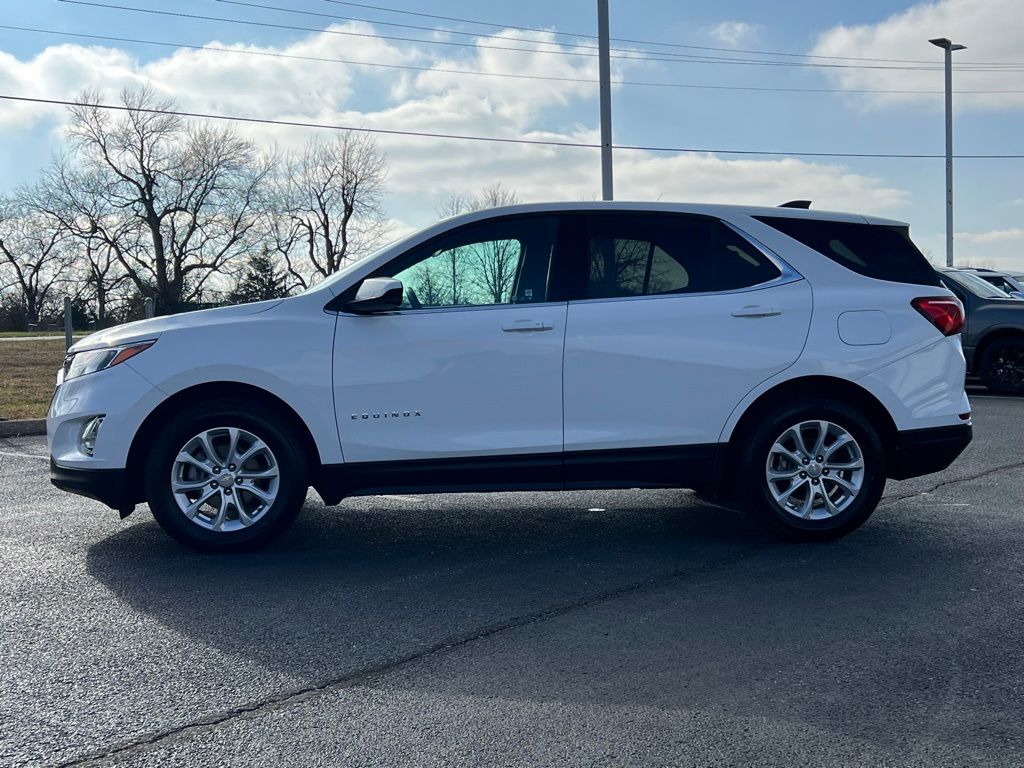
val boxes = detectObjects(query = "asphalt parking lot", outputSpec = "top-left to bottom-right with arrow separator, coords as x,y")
2,392 -> 1023,767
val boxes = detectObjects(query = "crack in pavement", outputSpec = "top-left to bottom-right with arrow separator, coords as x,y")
56,544 -> 769,767
880,459 -> 1024,508
55,458 -> 1024,766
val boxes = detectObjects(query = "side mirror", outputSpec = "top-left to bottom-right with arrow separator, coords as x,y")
344,277 -> 404,314
1011,291 -> 1024,301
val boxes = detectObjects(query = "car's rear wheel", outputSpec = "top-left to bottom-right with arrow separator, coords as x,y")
144,400 -> 308,552
980,338 -> 1024,395
737,401 -> 886,541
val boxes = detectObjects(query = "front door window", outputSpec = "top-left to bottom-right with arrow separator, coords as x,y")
382,217 -> 559,309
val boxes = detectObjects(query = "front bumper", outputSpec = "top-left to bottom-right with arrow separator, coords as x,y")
50,459 -> 135,512
887,423 -> 973,480
48,362 -> 163,470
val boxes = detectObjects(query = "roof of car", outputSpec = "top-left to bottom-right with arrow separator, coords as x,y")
960,267 -> 1019,277
434,201 -> 909,229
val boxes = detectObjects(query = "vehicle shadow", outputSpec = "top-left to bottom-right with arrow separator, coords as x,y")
85,491 -> 767,677
85,491 -> 1020,757
353,502 -> 1024,758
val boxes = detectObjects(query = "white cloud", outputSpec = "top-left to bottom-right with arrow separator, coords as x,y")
919,228 -> 1024,271
0,44 -> 143,129
708,21 -> 761,48
0,25 -> 909,227
810,0 -> 1024,110
957,227 -> 1024,244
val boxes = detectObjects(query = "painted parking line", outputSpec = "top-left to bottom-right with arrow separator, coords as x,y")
897,502 -> 971,507
0,451 -> 48,460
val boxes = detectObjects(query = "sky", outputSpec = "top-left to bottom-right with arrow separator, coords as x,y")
0,0 -> 1021,268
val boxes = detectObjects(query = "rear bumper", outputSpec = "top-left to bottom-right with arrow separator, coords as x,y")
50,459 -> 134,512
887,424 -> 972,480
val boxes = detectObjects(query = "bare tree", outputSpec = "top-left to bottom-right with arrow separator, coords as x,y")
269,131 -> 389,290
405,259 -> 448,306
75,238 -> 131,327
435,182 -> 520,220
33,161 -> 132,327
433,184 -> 522,304
0,197 -> 71,329
63,87 -> 271,313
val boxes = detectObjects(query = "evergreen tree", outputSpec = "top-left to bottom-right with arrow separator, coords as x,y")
229,252 -> 289,304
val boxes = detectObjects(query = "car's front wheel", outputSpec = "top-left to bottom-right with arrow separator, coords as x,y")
144,400 -> 308,552
737,401 -> 886,541
979,337 -> 1024,395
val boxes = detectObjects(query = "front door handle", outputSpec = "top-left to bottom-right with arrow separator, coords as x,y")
731,305 -> 782,318
502,320 -> 554,333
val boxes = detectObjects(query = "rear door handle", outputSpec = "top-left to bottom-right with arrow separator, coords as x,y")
731,305 -> 782,318
502,320 -> 553,333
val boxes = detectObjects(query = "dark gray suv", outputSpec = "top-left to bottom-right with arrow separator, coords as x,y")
938,267 -> 1024,394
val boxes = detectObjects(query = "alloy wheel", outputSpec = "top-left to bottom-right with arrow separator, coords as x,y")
990,345 -> 1024,390
765,420 -> 865,521
170,427 -> 280,532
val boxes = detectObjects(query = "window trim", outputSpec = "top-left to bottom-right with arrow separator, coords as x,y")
564,212 -> 803,306
338,300 -> 570,319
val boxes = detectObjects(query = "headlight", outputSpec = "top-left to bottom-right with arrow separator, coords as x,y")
61,341 -> 156,382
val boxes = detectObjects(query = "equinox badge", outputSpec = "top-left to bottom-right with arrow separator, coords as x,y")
351,411 -> 422,420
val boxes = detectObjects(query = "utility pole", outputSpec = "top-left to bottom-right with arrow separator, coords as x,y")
929,37 -> 966,267
597,0 -> 613,200
63,296 -> 72,351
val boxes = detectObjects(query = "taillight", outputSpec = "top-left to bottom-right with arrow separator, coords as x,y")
911,297 -> 964,336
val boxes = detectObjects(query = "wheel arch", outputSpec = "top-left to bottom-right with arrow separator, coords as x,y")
973,327 -> 1024,372
125,381 -> 322,504
724,375 -> 899,465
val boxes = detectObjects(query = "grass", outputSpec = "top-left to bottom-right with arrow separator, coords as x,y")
0,339 -> 65,420
0,331 -> 62,338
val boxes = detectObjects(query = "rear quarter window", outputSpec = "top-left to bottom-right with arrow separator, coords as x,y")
754,216 -> 941,288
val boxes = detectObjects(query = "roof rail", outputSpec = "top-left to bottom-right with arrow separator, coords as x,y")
779,200 -> 812,209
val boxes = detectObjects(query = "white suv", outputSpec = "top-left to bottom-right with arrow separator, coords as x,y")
49,202 -> 972,551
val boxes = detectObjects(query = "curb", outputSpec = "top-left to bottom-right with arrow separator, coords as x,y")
0,419 -> 46,438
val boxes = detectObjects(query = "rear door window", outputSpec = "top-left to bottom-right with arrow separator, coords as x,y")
583,213 -> 781,300
754,216 -> 941,287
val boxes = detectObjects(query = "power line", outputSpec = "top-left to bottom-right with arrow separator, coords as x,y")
4,93 -> 1022,159
55,0 -> 670,62
319,0 -> 585,38
220,0 -> 941,69
220,0 -> 1024,71
11,25 -> 1023,95
316,0 -> 1024,68
57,1 -> 1024,72
216,0 -> 606,54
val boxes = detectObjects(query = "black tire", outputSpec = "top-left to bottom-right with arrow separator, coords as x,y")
979,338 -> 1024,395
143,399 -> 308,553
736,400 -> 886,542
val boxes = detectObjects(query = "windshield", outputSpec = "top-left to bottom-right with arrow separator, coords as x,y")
942,270 -> 1014,299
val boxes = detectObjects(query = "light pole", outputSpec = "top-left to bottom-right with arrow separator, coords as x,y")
929,37 -> 966,267
597,0 -> 613,200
